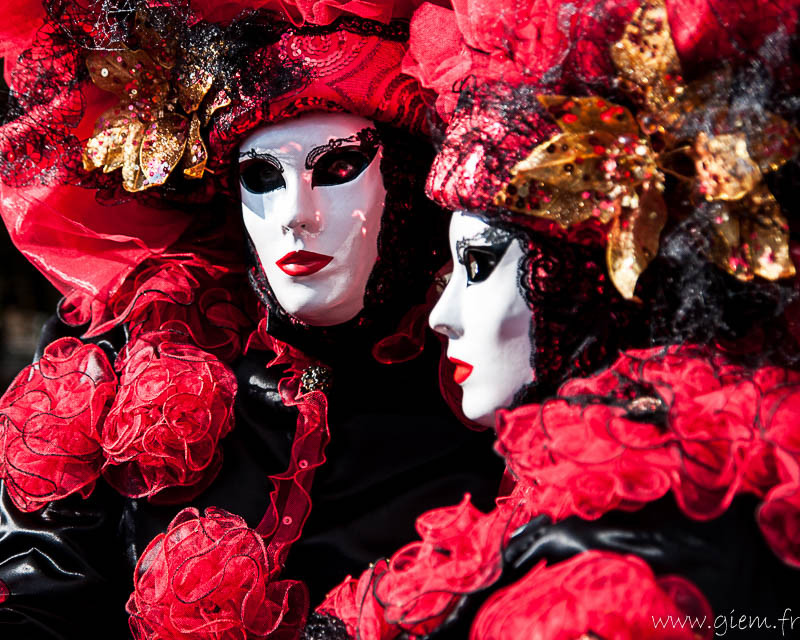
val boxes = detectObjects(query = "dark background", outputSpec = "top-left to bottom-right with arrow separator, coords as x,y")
0,59 -> 62,389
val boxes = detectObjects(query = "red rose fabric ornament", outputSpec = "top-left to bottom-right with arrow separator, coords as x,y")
318,560 -> 400,640
495,346 -> 800,566
0,337 -> 117,512
471,552 -> 712,640
101,332 -> 236,503
127,507 -> 308,639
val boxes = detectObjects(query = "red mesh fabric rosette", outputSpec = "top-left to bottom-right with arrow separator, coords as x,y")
68,226 -> 255,363
0,337 -> 117,512
371,496 -> 511,635
318,560 -> 400,640
127,507 -> 308,639
101,331 -> 236,503
495,345 -> 800,566
471,551 -> 712,640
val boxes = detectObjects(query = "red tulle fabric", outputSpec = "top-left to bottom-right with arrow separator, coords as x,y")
0,338 -> 116,512
471,552 -> 712,640
245,318 -> 332,573
0,0 -> 45,77
496,345 -> 800,567
318,560 -> 401,640
127,507 -> 309,640
62,234 -> 255,364
373,495 -> 509,633
101,331 -> 237,503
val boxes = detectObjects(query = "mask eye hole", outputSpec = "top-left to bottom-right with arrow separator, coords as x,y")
239,159 -> 286,194
311,149 -> 372,187
464,247 -> 502,284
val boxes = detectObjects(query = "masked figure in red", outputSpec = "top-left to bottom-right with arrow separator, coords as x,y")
313,1 -> 800,638
0,1 -> 504,637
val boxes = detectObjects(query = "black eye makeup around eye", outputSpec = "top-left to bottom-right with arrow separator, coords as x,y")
309,147 -> 374,187
455,228 -> 516,285
238,151 -> 286,194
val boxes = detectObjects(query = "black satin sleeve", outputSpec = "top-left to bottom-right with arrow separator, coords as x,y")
429,495 -> 800,640
0,482 -> 131,639
0,316 -> 132,639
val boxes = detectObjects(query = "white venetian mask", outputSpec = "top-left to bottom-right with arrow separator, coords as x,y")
239,112 -> 386,326
429,210 -> 535,427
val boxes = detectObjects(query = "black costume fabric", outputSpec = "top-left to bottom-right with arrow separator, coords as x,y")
0,317 -> 503,638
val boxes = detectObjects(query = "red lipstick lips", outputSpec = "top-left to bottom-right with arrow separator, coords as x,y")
449,358 -> 474,384
276,251 -> 333,276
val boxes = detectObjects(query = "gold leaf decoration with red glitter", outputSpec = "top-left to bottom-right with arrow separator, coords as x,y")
494,0 -> 798,298
82,10 -> 228,192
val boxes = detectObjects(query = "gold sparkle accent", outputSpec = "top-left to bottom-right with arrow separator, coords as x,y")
493,0 -> 797,298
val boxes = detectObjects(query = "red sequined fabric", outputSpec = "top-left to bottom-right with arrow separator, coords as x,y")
101,331 -> 238,504
0,337 -> 116,512
127,507 -> 308,640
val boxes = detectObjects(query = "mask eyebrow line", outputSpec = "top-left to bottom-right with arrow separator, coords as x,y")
238,149 -> 284,172
304,127 -> 380,170
455,228 -> 515,264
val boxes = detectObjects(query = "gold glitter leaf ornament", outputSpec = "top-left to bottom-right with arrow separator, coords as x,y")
495,95 -> 663,299
607,183 -> 667,300
493,0 -> 797,298
82,10 -> 227,192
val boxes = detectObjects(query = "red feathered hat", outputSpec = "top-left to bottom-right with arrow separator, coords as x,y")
405,0 -> 800,299
0,0 -> 429,331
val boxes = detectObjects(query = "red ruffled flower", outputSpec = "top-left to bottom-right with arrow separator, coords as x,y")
0,337 -> 116,512
471,552 -> 712,640
79,244 -> 254,364
496,346 -> 800,566
373,496 -> 511,634
318,560 -> 400,640
127,507 -> 308,639
101,332 -> 236,503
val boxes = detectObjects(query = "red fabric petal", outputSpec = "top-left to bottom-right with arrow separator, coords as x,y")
192,0 -> 421,25
319,560 -> 401,640
471,552 -> 712,640
127,507 -> 309,639
101,332 -> 236,503
0,338 -> 116,512
667,0 -> 800,70
373,496 -> 509,633
0,578 -> 8,604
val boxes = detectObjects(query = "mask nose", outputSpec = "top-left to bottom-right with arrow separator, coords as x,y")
429,273 -> 464,340
279,170 -> 322,235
